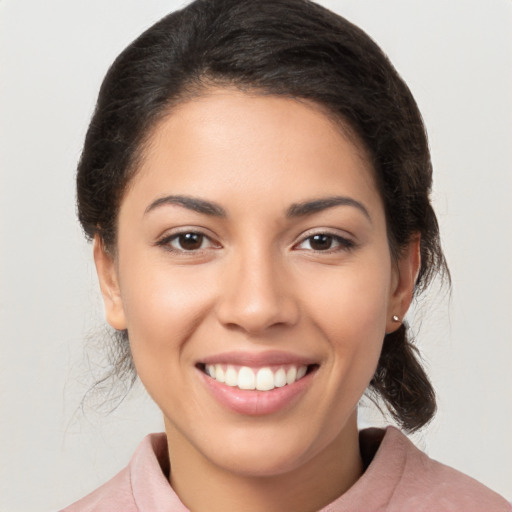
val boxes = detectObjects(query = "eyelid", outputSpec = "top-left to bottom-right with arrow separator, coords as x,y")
292,228 -> 356,252
155,227 -> 222,252
154,226 -> 356,254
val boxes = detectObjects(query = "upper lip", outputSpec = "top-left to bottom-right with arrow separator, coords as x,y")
199,350 -> 318,367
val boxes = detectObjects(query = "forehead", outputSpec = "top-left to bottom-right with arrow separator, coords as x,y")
123,88 -> 382,220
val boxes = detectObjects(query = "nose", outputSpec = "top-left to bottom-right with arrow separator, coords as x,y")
215,246 -> 300,335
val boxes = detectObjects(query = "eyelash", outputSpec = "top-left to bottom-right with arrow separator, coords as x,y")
156,231 -> 219,254
294,233 -> 355,253
156,230 -> 355,254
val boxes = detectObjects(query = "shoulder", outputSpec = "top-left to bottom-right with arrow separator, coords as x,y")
59,466 -> 136,512
59,433 -> 172,512
384,426 -> 511,511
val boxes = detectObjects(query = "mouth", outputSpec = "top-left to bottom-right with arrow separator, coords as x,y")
196,362 -> 319,392
195,351 -> 320,415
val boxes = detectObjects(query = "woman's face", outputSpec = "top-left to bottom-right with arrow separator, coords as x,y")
96,89 -> 417,477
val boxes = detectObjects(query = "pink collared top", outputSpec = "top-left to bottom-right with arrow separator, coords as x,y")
60,426 -> 511,512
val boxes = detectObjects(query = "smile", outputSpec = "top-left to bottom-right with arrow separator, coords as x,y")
197,354 -> 319,415
203,364 -> 309,391
196,351 -> 319,415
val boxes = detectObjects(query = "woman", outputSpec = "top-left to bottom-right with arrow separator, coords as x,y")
61,0 -> 510,510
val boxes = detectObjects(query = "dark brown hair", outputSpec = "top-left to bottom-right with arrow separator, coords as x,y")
77,0 -> 449,431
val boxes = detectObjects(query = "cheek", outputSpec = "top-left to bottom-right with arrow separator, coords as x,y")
306,257 -> 390,334
301,253 -> 392,377
116,252 -> 215,376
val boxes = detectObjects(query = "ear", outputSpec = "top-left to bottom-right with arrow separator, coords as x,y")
93,235 -> 127,331
386,235 -> 421,333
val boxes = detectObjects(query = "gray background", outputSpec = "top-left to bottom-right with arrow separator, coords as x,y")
1,0 -> 511,510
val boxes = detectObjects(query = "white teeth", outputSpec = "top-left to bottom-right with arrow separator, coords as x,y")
296,366 -> 307,380
205,363 -> 309,391
286,366 -> 297,385
225,366 -> 238,387
238,366 -> 256,390
215,364 -> 225,383
274,368 -> 287,388
256,368 -> 275,391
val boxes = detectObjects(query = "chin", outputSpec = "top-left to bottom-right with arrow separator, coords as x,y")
199,423 -> 330,478
210,445 -> 312,478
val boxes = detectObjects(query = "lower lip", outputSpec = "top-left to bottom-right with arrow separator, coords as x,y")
199,369 -> 314,416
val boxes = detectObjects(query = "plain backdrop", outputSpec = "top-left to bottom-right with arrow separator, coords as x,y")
1,1 -> 511,510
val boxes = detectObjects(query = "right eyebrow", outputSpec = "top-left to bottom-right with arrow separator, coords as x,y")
144,195 -> 227,217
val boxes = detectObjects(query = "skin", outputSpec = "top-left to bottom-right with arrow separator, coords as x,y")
95,88 -> 420,512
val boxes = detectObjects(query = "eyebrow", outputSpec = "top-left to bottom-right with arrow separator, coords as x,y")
144,194 -> 370,221
286,196 -> 371,221
144,195 -> 227,217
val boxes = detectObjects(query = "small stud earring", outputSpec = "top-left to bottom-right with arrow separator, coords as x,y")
392,315 -> 400,323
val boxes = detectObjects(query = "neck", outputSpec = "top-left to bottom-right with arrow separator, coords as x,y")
165,413 -> 363,512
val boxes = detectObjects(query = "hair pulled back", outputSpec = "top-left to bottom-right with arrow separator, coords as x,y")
77,0 -> 449,431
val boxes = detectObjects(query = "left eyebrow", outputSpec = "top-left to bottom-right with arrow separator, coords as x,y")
286,196 -> 371,222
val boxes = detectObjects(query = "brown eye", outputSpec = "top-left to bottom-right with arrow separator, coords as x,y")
309,234 -> 334,251
157,230 -> 221,253
296,233 -> 355,252
177,233 -> 204,251
175,233 -> 204,250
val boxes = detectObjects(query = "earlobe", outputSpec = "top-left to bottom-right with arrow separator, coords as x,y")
386,236 -> 421,333
93,235 -> 127,331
